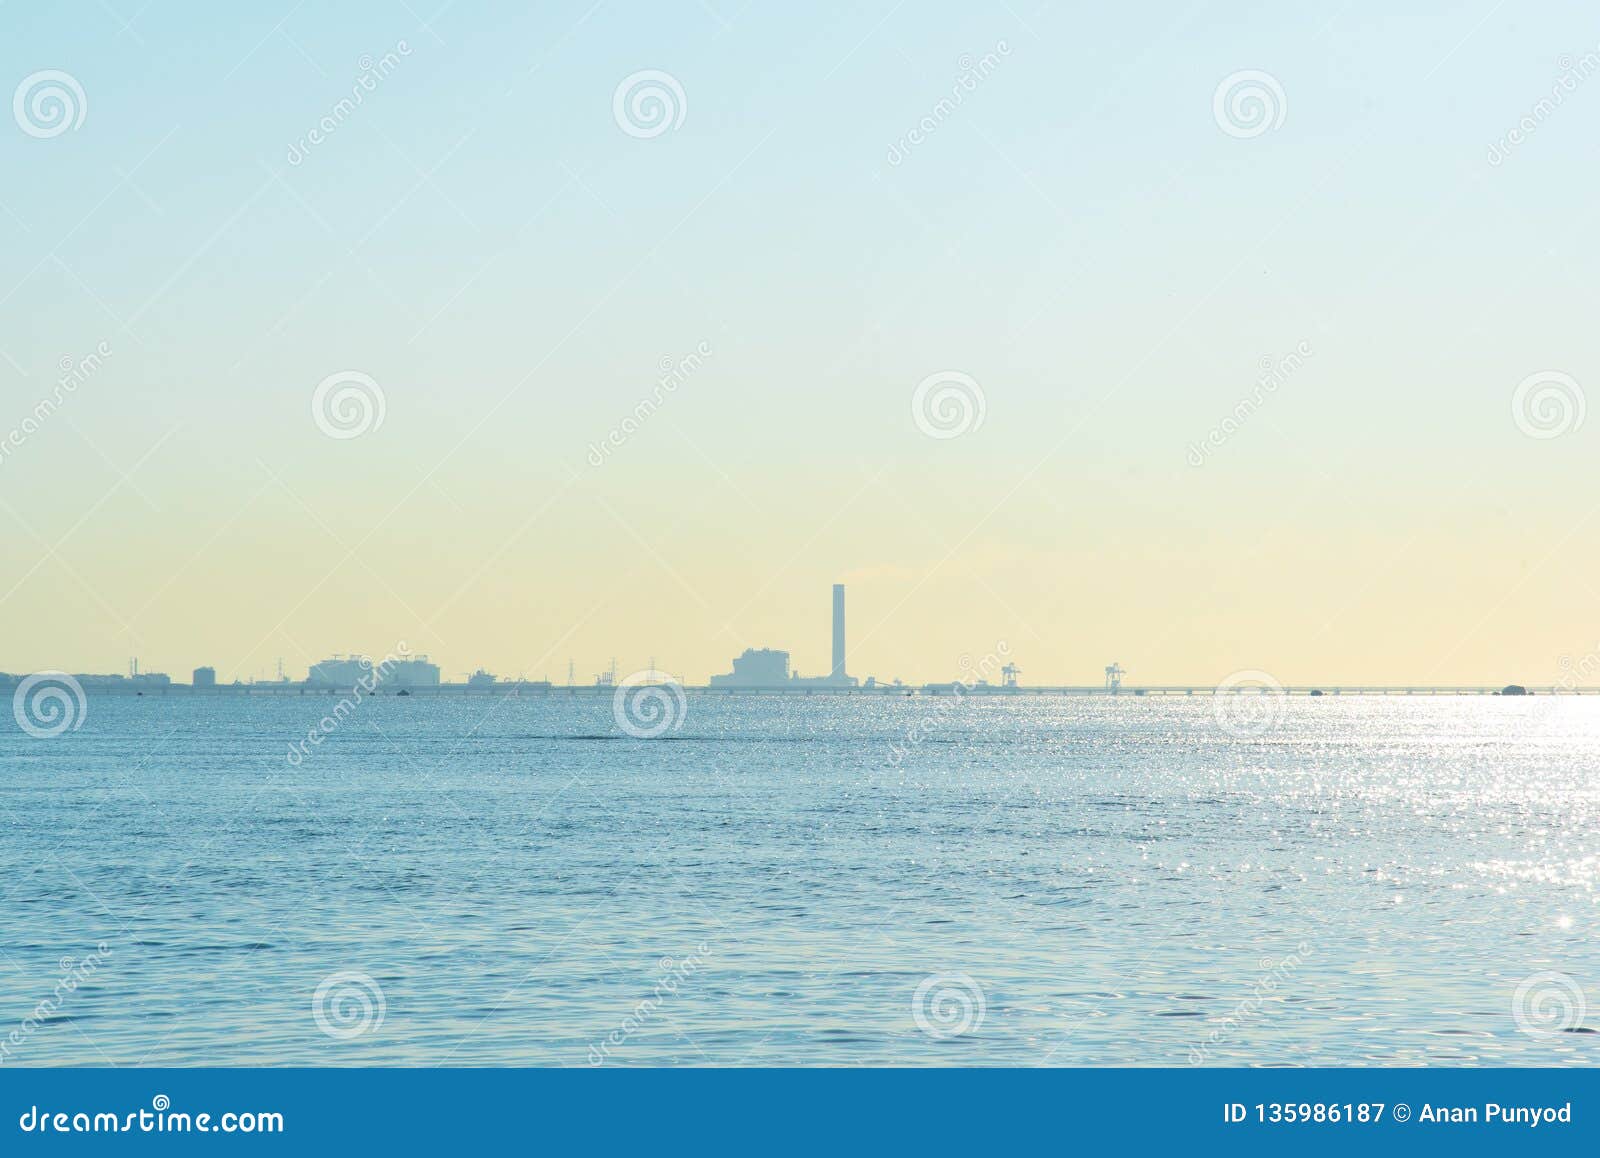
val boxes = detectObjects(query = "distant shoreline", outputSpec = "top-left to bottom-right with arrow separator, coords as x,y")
6,681 -> 1596,698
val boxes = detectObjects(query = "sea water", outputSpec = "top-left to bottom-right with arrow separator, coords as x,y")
1,693 -> 1594,1066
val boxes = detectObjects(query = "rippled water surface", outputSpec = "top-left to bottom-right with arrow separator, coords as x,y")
1,694 -> 1596,1066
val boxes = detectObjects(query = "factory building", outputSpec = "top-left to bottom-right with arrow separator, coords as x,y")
710,648 -> 792,687
307,654 -> 441,691
710,584 -> 857,688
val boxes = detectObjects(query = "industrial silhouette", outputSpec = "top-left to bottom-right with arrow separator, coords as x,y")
711,583 -> 858,688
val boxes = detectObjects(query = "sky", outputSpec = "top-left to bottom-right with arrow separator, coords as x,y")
2,1 -> 1599,686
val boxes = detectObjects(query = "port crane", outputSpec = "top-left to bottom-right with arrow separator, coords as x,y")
1001,662 -> 1021,688
1104,663 -> 1125,693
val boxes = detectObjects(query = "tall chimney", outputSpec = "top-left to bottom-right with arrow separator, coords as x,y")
831,583 -> 846,681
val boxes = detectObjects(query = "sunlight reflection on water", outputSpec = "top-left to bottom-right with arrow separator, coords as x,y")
0,694 -> 1595,1066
